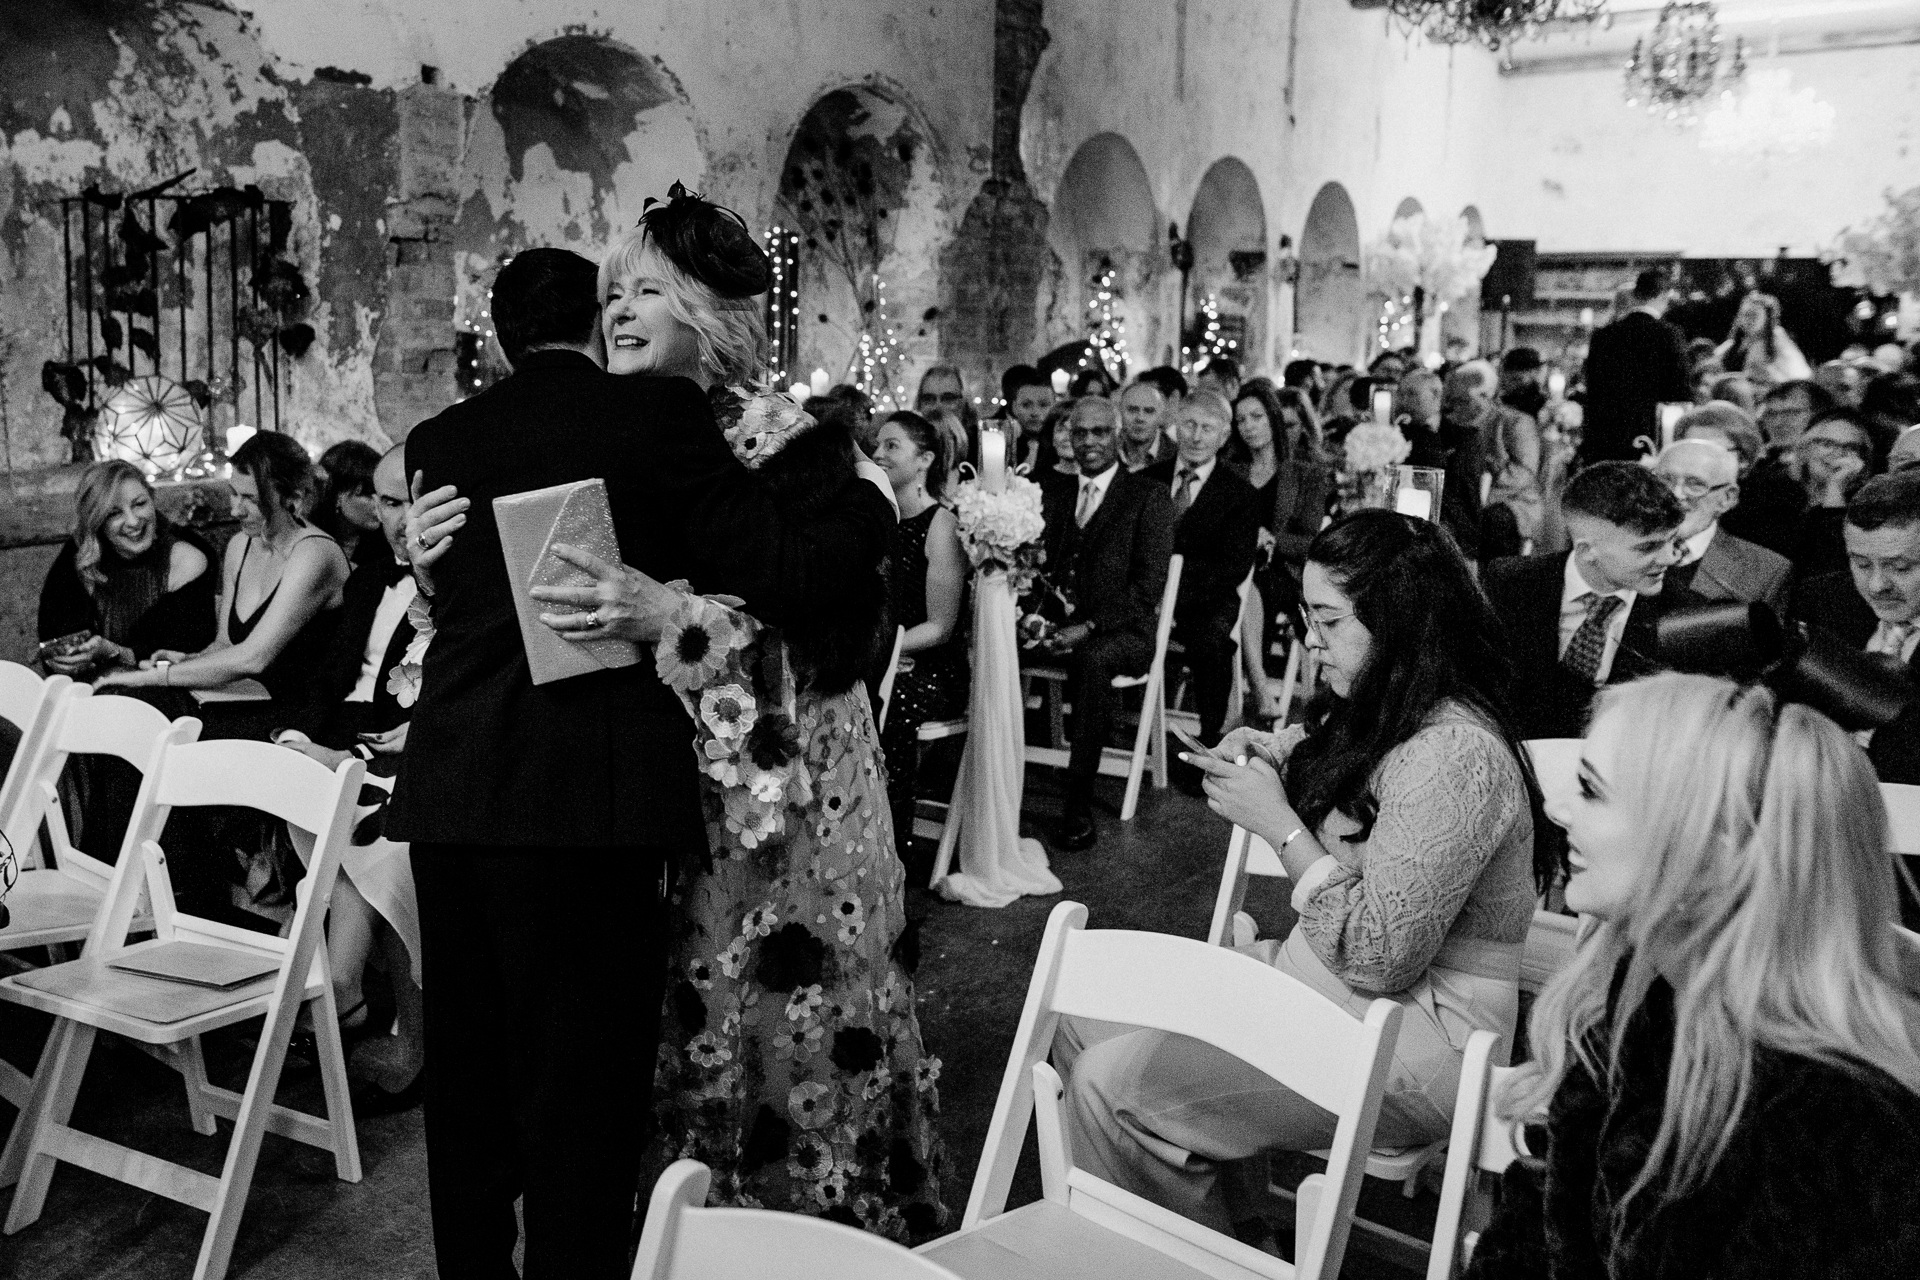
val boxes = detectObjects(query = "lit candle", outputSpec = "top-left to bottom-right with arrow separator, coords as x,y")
789,382 -> 810,404
980,427 -> 1007,495
810,367 -> 830,398
1371,388 -> 1394,425
225,424 -> 256,454
1050,368 -> 1071,395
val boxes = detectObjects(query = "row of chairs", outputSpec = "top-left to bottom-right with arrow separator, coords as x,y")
0,661 -> 365,1280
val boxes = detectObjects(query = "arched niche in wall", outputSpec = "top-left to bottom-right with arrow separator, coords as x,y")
1393,196 -> 1425,221
1185,157 -> 1268,376
1443,204 -> 1488,358
1044,132 -> 1162,377
775,84 -> 946,410
449,35 -> 706,385
1295,182 -> 1364,366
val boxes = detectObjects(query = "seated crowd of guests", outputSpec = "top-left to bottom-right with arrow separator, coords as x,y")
34,438 -> 426,1113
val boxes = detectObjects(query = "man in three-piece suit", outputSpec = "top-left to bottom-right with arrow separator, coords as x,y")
1582,269 -> 1692,464
1790,470 -> 1920,926
1142,388 -> 1260,771
1037,396 -> 1176,851
1654,438 -> 1793,618
388,250 -> 891,1278
1483,462 -> 1689,742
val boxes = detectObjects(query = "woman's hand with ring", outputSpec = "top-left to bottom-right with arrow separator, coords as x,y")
1184,752 -> 1299,850
531,543 -> 679,643
406,471 -> 468,585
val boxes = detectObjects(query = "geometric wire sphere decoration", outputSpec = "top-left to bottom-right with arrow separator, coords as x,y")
1625,1 -> 1746,125
1384,0 -> 1609,52
93,374 -> 206,476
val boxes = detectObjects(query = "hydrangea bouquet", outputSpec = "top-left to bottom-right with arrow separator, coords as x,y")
949,471 -> 1047,589
1340,421 -> 1413,512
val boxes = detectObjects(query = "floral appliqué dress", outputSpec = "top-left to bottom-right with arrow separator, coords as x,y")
646,392 -> 948,1242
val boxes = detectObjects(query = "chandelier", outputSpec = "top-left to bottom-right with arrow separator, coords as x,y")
1700,66 -> 1836,162
1384,0 -> 1610,52
1624,2 -> 1746,124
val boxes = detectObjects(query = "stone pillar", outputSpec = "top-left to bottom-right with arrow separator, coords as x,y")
373,78 -> 463,440
939,0 -> 1052,389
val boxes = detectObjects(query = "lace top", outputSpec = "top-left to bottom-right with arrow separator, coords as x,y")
1289,703 -> 1536,993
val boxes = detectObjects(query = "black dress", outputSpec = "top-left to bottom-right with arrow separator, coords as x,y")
223,532 -> 344,708
880,504 -> 970,876
37,527 -> 218,663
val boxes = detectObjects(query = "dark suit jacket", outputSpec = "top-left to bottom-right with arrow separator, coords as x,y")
1483,552 -> 1674,741
1667,526 -> 1793,619
388,349 -> 893,849
1792,571 -> 1920,785
1143,458 -> 1260,631
287,560 -> 418,755
1040,466 -> 1176,641
1582,311 -> 1691,463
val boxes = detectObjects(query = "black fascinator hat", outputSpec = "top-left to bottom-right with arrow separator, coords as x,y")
639,181 -> 773,300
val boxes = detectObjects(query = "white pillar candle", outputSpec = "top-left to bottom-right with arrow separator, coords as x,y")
981,426 -> 1007,494
1371,387 -> 1394,425
1050,368 -> 1071,395
790,382 -> 811,404
810,367 -> 831,398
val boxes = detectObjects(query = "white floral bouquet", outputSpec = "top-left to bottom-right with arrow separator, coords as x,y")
1343,421 -> 1412,477
949,471 -> 1047,587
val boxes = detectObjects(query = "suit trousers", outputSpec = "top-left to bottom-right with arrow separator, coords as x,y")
412,841 -> 680,1280
1172,610 -> 1238,742
1065,630 -> 1153,805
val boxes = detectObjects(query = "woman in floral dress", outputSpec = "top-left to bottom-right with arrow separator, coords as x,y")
410,187 -> 947,1240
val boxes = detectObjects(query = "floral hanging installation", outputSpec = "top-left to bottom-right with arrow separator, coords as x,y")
1826,185 -> 1920,305
1363,211 -> 1498,354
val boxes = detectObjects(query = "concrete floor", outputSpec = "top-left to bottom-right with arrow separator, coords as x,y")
0,771 -> 1433,1280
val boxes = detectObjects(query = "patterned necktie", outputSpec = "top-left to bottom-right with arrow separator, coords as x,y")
1076,479 -> 1097,528
1562,593 -> 1625,685
1173,466 -> 1198,518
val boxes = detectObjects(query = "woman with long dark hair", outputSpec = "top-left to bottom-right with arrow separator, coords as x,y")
313,440 -> 385,570
1469,675 -> 1920,1277
39,459 -> 215,678
1054,511 -> 1543,1235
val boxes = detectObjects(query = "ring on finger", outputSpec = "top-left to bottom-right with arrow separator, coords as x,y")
587,608 -> 602,629
414,532 -> 431,550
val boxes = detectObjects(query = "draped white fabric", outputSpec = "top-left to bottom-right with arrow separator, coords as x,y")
934,570 -> 1062,908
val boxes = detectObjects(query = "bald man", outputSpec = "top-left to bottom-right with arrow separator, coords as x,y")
1655,437 -> 1792,617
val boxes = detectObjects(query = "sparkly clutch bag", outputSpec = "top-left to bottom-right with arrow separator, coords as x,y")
493,478 -> 640,686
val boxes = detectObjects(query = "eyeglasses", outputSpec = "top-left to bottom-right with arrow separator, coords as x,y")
1300,608 -> 1354,642
1659,475 -> 1732,500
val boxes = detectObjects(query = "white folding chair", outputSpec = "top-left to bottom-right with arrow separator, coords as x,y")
1024,556 -> 1185,821
919,900 -> 1402,1280
877,626 -> 908,733
0,663 -> 73,875
916,716 -> 971,886
1425,1032 -> 1519,1280
635,1158 -> 963,1279
0,739 -> 365,1280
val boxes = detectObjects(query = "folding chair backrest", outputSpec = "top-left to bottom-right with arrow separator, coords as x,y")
876,625 -> 907,733
1521,738 -> 1582,820
967,901 -> 1400,1280
636,1160 -> 961,1280
1151,554 -> 1184,664
0,665 -> 74,864
1206,823 -> 1285,947
1427,1031 -> 1522,1280
24,693 -> 200,888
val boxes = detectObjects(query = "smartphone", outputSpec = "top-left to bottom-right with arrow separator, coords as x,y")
1169,721 -> 1209,758
36,630 -> 92,661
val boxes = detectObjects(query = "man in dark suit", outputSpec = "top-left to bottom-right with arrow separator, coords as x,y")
1654,437 -> 1792,617
1484,462 -> 1687,741
1038,396 -> 1176,850
1142,388 -> 1259,768
1790,470 -> 1920,926
388,250 -> 890,1278
1583,269 -> 1692,464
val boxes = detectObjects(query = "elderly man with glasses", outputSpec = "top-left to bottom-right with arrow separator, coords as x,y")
1654,437 -> 1792,617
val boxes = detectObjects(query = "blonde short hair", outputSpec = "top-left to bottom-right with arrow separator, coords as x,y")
598,225 -> 766,386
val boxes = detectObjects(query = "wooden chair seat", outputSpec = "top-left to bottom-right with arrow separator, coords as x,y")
0,871 -> 114,950
921,1195 -> 1233,1280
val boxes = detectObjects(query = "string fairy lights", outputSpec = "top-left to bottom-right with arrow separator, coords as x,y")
765,225 -> 801,386
1081,258 -> 1128,382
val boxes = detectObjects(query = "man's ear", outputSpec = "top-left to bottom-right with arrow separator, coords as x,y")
1722,481 -> 1742,514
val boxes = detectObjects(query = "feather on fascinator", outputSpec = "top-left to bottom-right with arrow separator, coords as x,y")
639,181 -> 773,306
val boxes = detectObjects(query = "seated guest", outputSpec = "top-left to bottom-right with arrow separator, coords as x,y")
1483,462 -> 1686,741
1708,373 -> 1758,414
39,459 -> 215,680
1192,354 -> 1240,404
915,362 -> 977,446
1469,675 -> 1920,1279
1144,389 -> 1260,765
1036,397 -> 1175,851
1068,365 -> 1114,399
1815,357 -> 1870,409
1715,392 -> 1816,558
1230,382 -> 1330,716
99,430 -> 349,716
1318,367 -> 1359,424
1863,371 -> 1920,459
274,443 -> 424,1112
825,382 -> 878,456
1498,348 -> 1550,423
1790,409 -> 1878,582
1045,399 -> 1079,477
807,395 -> 897,518
1119,377 -> 1175,472
1135,365 -> 1189,412
1062,511 -> 1541,1236
314,440 -> 386,571
1283,358 -> 1325,401
872,411 -> 969,878
1000,364 -> 1056,473
1653,438 -> 1791,616
1442,359 -> 1543,561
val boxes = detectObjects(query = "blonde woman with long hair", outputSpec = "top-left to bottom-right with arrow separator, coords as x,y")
1468,673 -> 1920,1278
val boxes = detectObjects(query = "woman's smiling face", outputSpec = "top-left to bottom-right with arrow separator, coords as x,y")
103,477 -> 157,559
601,247 -> 704,381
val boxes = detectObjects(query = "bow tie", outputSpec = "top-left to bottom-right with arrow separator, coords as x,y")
380,558 -> 413,588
